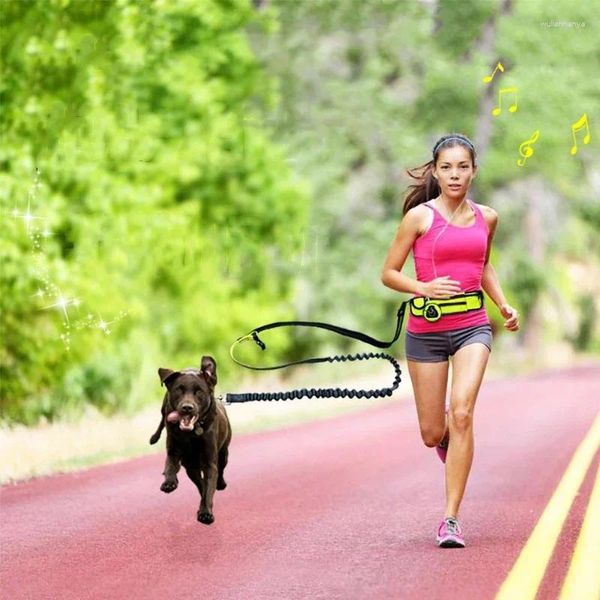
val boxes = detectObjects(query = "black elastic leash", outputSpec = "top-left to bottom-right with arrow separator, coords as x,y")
223,301 -> 409,403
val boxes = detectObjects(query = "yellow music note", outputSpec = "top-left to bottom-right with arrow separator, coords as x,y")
570,113 -> 591,155
517,130 -> 540,167
483,61 -> 505,83
492,86 -> 518,116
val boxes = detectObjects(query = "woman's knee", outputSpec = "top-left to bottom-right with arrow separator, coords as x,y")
449,406 -> 472,433
420,426 -> 446,447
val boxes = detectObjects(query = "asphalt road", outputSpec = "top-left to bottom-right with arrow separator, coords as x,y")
1,365 -> 599,600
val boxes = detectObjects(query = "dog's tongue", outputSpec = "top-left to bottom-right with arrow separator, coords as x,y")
179,414 -> 198,431
166,411 -> 180,423
166,411 -> 197,431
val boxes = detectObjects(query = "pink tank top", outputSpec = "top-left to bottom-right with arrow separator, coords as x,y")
406,199 -> 490,333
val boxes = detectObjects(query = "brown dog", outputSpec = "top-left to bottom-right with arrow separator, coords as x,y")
149,355 -> 232,524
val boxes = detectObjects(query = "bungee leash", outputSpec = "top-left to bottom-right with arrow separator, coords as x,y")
223,291 -> 484,404
223,302 -> 408,404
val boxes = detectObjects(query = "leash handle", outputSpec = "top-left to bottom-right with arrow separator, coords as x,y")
229,302 -> 408,371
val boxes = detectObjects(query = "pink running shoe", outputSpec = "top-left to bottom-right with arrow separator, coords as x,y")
436,517 -> 465,548
436,409 -> 449,463
436,433 -> 449,463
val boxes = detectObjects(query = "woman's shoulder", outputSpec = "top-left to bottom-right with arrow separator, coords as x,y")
472,201 -> 498,228
404,202 -> 434,235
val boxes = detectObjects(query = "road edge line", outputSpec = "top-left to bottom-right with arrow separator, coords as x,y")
495,411 -> 600,600
559,459 -> 600,600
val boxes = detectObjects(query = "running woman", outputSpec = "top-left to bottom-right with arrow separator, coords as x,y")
380,133 -> 519,548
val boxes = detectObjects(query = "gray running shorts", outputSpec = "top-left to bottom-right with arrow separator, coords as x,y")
405,323 -> 493,363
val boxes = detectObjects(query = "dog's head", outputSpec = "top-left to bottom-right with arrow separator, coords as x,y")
158,356 -> 217,432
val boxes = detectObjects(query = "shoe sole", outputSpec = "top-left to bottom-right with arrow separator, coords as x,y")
435,446 -> 447,463
436,536 -> 465,548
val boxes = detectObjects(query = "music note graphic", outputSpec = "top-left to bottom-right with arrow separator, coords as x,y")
483,61 -> 505,83
517,130 -> 540,167
570,113 -> 591,155
492,86 -> 518,116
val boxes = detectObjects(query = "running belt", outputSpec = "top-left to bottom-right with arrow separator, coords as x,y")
409,291 -> 484,323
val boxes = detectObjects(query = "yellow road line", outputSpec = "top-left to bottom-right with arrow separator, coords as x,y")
495,411 -> 600,600
559,461 -> 600,600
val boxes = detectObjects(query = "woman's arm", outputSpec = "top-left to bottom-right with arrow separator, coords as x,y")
380,208 -> 426,295
480,206 -> 520,331
481,262 -> 507,307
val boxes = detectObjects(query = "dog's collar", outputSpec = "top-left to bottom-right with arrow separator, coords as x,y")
197,394 -> 213,427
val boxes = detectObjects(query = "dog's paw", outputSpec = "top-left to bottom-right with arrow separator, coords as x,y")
160,479 -> 178,493
149,433 -> 160,445
197,510 -> 215,525
216,478 -> 227,491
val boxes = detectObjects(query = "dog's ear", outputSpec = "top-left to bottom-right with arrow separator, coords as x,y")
158,368 -> 180,388
200,356 -> 217,387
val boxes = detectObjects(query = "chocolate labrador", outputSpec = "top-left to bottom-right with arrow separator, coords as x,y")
149,355 -> 232,524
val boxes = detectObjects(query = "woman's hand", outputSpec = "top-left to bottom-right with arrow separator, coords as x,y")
420,276 -> 462,299
500,303 -> 520,331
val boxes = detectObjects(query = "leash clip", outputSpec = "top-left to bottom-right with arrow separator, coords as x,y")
234,331 -> 265,350
251,331 -> 266,350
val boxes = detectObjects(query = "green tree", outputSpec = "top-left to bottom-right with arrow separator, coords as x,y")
0,0 -> 308,423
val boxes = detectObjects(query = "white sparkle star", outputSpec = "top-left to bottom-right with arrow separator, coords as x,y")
94,313 -> 116,335
44,294 -> 77,323
13,198 -> 43,234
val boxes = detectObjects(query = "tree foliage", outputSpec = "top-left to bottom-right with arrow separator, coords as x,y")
0,0 -> 308,423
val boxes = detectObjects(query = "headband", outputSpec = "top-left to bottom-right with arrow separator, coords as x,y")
432,136 -> 475,156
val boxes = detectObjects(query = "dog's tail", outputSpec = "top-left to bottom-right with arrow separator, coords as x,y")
149,419 -> 164,445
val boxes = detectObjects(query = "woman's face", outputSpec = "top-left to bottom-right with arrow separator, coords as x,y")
433,145 -> 477,197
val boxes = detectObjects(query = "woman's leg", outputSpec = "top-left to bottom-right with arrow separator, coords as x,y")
407,359 -> 449,447
444,342 -> 490,518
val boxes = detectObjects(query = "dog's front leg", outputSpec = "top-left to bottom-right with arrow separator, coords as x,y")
184,465 -> 211,525
160,451 -> 181,493
196,462 -> 218,525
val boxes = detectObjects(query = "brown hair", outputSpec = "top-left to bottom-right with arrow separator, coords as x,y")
402,133 -> 477,215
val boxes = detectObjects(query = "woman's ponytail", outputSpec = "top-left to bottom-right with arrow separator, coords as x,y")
402,160 -> 440,215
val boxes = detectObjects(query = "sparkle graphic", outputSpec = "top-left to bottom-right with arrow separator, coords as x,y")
72,311 -> 129,336
313,230 -> 319,272
43,293 -> 80,323
224,225 -> 231,276
296,226 -> 322,271
300,228 -> 307,269
12,167 -> 129,349
13,197 -> 44,234
95,313 -> 115,334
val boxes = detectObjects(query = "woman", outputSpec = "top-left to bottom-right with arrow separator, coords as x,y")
380,133 -> 519,548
